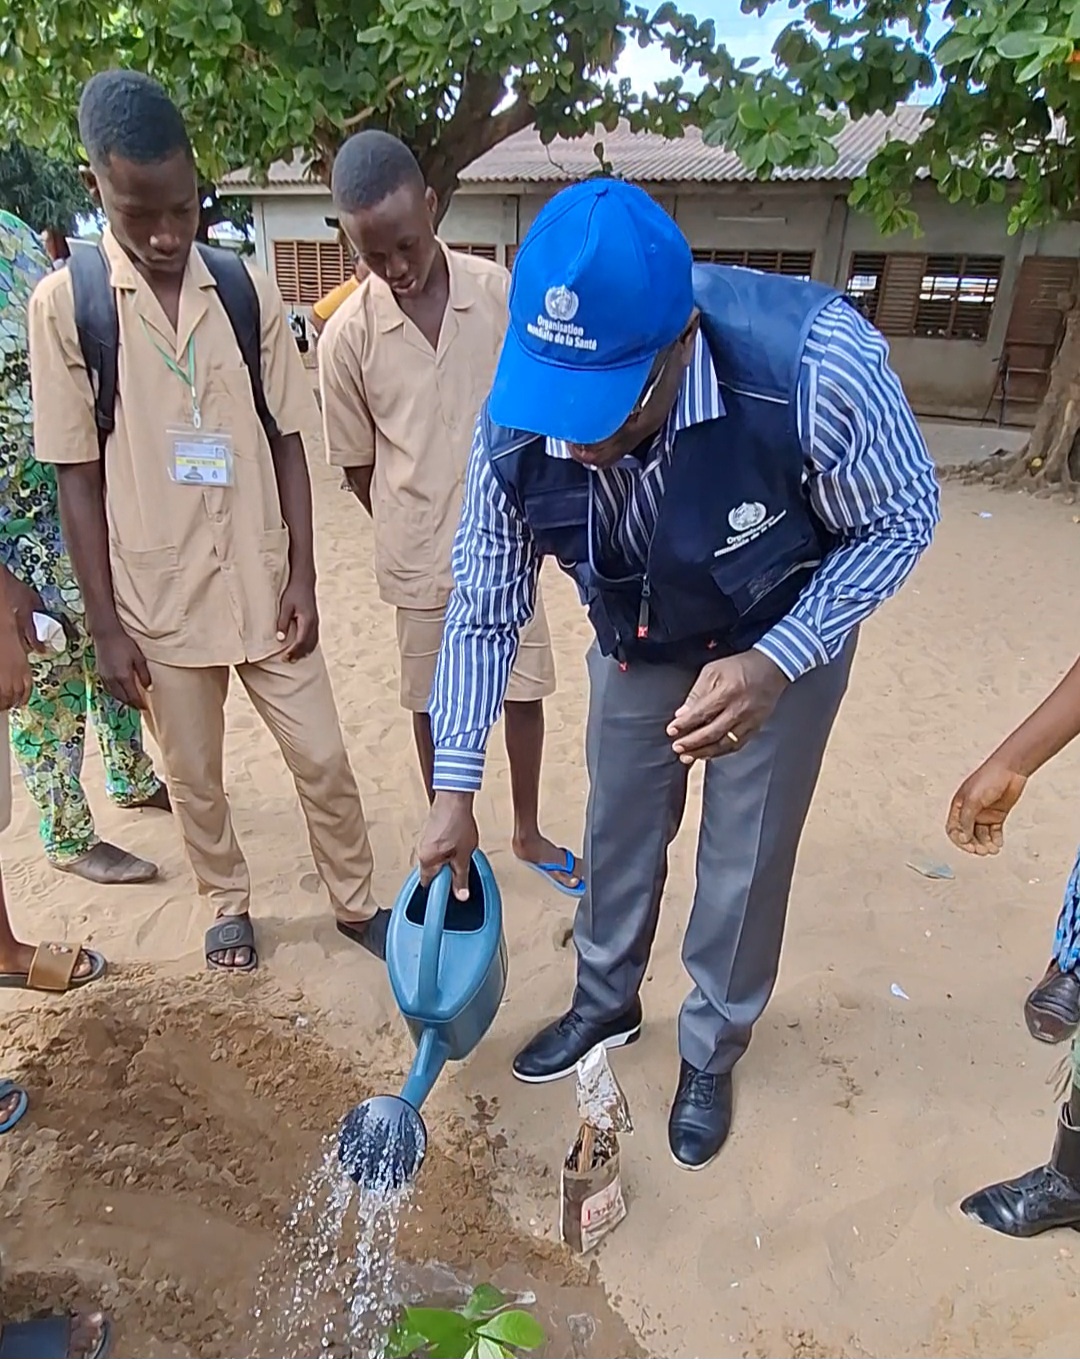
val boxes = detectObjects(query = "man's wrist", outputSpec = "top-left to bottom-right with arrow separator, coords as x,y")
754,616 -> 830,683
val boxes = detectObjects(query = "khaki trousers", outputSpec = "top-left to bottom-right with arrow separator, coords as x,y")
144,648 -> 375,924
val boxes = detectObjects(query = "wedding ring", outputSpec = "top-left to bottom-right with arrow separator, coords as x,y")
726,731 -> 740,745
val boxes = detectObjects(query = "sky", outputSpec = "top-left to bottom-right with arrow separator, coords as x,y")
614,0 -> 948,97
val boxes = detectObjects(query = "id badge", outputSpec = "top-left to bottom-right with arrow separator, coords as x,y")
168,427 -> 234,487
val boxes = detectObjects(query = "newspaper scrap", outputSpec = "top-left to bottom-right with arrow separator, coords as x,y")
560,1044 -> 633,1254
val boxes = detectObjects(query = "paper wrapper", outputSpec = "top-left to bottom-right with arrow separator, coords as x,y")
560,1045 -> 632,1254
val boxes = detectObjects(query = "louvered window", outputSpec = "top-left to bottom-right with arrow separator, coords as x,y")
273,240 -> 349,304
692,248 -> 814,280
846,252 -> 1002,340
448,242 -> 497,260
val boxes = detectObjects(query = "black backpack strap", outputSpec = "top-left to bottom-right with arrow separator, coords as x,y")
67,244 -> 118,459
196,244 -> 280,441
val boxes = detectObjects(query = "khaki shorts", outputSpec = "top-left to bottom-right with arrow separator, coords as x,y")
0,715 -> 10,835
396,590 -> 557,713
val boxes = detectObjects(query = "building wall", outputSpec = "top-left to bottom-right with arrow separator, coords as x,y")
249,181 -> 1080,423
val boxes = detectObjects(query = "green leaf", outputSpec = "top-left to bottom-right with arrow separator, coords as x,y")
736,100 -> 766,130
470,1339 -> 508,1359
462,1285 -> 508,1321
993,31 -> 1045,60
386,1327 -> 429,1359
478,1310 -> 547,1351
400,1307 -> 474,1356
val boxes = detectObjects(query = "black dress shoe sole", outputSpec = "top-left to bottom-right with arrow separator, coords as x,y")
511,1023 -> 641,1084
670,1143 -> 723,1172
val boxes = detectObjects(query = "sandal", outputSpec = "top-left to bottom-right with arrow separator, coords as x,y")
0,1313 -> 110,1358
522,847 -> 586,899
0,944 -> 106,994
205,916 -> 258,972
0,1080 -> 27,1134
336,909 -> 392,961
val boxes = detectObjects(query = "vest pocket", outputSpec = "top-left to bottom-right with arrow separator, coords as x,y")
523,484 -> 590,562
708,518 -> 822,619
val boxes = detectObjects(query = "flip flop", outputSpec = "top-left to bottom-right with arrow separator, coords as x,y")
0,1314 -> 110,1359
0,1080 -> 28,1134
523,848 -> 586,899
337,909 -> 392,961
205,916 -> 258,972
0,943 -> 106,993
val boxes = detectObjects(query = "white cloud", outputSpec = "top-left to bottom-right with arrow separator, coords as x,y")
615,0 -> 789,93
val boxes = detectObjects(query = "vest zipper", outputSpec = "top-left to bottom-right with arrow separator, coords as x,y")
637,576 -> 652,639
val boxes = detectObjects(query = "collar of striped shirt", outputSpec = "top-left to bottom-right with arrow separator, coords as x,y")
545,329 -> 726,470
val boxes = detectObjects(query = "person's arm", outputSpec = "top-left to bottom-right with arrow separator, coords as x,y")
946,657 -> 1080,855
0,568 -> 31,711
253,267 -> 323,661
755,299 -> 940,679
28,274 -> 151,706
668,300 -> 940,762
429,422 -> 540,793
417,417 -> 539,893
318,308 -> 376,516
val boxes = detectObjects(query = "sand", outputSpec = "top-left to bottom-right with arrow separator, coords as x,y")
1,456 -> 1079,1358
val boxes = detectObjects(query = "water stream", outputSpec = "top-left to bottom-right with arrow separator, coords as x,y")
253,1133 -> 415,1358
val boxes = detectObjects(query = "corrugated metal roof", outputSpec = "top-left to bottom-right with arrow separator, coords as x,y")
222,106 -> 926,191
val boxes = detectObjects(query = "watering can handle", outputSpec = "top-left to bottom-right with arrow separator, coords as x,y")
417,864 -> 455,1004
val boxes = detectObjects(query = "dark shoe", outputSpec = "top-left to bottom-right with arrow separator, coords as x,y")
337,909 -> 391,961
512,1001 -> 642,1084
1024,962 -> 1080,1044
961,1105 -> 1080,1237
57,841 -> 158,885
668,1060 -> 733,1171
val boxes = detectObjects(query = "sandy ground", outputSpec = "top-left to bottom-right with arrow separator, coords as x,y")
2,449 -> 1080,1358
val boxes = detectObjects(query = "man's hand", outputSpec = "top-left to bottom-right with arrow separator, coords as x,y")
667,650 -> 790,764
276,577 -> 319,662
946,757 -> 1028,856
95,627 -> 152,710
417,792 -> 480,900
3,573 -> 46,653
0,617 -> 32,710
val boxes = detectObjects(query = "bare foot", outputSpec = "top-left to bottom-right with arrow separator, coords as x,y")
0,941 -> 97,981
68,1309 -> 108,1358
513,834 -> 583,891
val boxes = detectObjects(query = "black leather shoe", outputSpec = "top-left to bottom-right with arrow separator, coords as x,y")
668,1060 -> 733,1171
1024,962 -> 1080,1044
512,1001 -> 642,1083
961,1105 -> 1080,1237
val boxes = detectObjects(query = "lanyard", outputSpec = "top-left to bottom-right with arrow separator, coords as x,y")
140,319 -> 201,429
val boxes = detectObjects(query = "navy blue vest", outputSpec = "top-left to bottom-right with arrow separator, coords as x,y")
485,265 -> 842,667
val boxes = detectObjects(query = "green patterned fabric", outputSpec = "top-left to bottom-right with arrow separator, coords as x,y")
0,209 -> 162,862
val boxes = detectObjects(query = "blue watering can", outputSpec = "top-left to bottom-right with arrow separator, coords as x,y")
338,850 -> 506,1191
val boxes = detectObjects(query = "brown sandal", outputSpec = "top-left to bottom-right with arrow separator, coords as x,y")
0,942 -> 107,993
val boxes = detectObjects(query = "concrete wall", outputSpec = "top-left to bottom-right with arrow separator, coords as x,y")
248,180 -> 1080,422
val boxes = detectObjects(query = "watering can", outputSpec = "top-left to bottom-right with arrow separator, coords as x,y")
338,850 -> 506,1191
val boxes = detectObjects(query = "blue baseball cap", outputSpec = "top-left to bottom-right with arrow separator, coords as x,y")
489,179 -> 694,444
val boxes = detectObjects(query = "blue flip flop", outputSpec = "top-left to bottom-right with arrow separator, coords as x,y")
0,1080 -> 28,1134
524,848 -> 586,899
0,1314 -> 110,1359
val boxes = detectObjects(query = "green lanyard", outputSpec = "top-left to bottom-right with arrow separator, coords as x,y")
140,318 -> 201,429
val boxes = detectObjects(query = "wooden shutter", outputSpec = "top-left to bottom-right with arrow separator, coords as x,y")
691,248 -> 814,278
447,242 -> 497,260
271,240 -> 349,304
874,253 -> 926,336
273,241 -> 301,304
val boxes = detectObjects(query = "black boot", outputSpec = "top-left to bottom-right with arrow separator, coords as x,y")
960,1105 -> 1080,1237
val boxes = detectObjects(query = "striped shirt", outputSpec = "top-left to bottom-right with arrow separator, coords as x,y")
430,297 -> 940,794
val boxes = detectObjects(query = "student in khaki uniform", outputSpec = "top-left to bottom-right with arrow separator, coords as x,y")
29,70 -> 388,971
320,131 -> 582,895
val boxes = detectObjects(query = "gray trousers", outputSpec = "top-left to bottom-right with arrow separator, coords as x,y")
572,634 -> 856,1075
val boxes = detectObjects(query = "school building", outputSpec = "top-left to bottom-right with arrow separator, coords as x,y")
222,108 -> 1080,424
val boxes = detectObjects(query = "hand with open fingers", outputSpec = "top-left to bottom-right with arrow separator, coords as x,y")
946,757 -> 1028,856
417,793 -> 479,900
667,650 -> 789,764
276,578 -> 319,662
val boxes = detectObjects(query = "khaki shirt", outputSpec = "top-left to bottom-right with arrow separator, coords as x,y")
29,229 -> 319,667
319,245 -> 508,609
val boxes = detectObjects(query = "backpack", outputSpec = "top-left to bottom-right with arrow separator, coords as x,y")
68,242 -> 280,457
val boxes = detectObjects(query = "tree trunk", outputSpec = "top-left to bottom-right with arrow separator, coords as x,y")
951,299 -> 1080,500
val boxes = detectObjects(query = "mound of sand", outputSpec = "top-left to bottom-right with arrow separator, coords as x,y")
0,971 -> 639,1358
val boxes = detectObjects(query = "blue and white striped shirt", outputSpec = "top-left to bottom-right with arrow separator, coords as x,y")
430,298 -> 940,794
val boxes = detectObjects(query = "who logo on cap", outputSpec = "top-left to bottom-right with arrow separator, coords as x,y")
489,179 -> 694,445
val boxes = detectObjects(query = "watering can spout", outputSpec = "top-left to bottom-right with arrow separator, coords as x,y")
400,1026 -> 451,1113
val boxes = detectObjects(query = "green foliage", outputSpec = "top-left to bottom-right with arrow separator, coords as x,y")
701,0 -> 1080,236
0,0 -> 729,203
386,1284 -> 546,1359
0,140 -> 92,232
